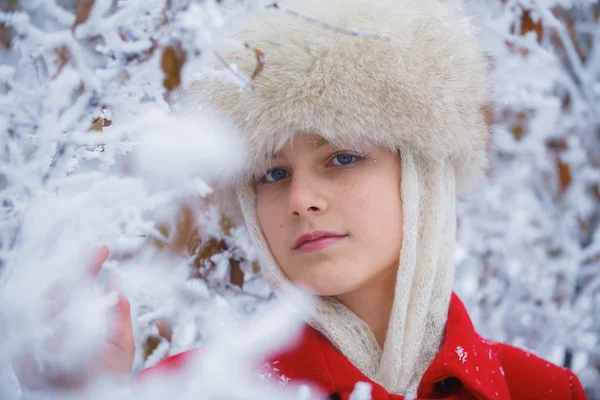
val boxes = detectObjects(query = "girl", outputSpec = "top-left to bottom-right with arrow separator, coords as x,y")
140,0 -> 586,398
15,0 -> 586,398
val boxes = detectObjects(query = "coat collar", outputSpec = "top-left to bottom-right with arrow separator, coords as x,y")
300,293 -> 512,399
416,293 -> 511,399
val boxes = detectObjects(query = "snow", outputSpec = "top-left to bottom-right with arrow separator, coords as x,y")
455,346 -> 468,364
132,107 -> 247,190
0,0 -> 598,398
349,382 -> 372,400
458,1 -> 600,395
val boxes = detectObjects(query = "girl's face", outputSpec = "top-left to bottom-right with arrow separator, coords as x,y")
254,133 -> 404,297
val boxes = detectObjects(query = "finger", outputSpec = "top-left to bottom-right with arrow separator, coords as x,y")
112,294 -> 133,346
104,275 -> 132,341
106,294 -> 135,371
87,245 -> 110,279
104,275 -> 133,346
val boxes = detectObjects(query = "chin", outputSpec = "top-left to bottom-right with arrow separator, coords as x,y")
284,261 -> 367,296
292,278 -> 362,297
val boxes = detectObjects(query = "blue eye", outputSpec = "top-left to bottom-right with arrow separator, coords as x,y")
264,168 -> 289,182
331,153 -> 359,166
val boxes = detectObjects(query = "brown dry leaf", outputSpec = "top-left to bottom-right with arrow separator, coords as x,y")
149,203 -> 229,258
556,159 -> 572,193
161,44 -> 187,92
230,260 -> 244,287
142,322 -> 173,362
520,9 -> 544,43
510,125 -> 524,141
90,116 -> 112,131
53,45 -> 71,77
219,216 -> 235,236
547,138 -> 572,194
90,119 -> 103,131
0,23 -> 12,50
169,204 -> 196,254
507,112 -> 529,141
561,93 -> 572,112
146,204 -> 194,253
190,237 -> 228,273
506,7 -> 543,54
145,203 -> 245,284
159,0 -> 172,27
74,0 -> 118,31
251,48 -> 265,80
143,336 -> 163,361
0,0 -> 18,49
251,261 -> 260,274
188,216 -> 240,280
73,0 -> 96,28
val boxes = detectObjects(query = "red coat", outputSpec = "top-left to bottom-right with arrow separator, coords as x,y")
138,294 -> 586,399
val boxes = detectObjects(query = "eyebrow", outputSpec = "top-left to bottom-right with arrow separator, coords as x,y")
271,137 -> 330,160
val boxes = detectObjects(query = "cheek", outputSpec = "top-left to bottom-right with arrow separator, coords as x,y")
347,175 -> 403,256
348,176 -> 402,223
342,177 -> 372,211
256,194 -> 287,254
257,195 -> 275,237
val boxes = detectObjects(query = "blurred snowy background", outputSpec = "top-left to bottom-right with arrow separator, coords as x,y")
0,0 -> 598,398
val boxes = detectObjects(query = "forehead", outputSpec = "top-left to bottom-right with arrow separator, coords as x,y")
271,135 -> 330,160
248,134 -> 331,176
247,133 -> 379,177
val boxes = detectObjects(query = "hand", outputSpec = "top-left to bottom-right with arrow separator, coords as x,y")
11,245 -> 135,391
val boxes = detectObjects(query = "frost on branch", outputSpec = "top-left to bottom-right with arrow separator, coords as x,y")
0,0 -> 283,398
458,0 -> 600,397
0,0 -> 599,399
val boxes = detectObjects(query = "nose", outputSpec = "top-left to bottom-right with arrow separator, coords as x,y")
287,173 -> 327,217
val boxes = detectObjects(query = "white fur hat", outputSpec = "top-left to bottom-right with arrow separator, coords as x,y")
186,0 -> 491,197
183,0 -> 490,396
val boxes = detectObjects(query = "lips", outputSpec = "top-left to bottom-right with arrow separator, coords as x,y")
293,230 -> 347,252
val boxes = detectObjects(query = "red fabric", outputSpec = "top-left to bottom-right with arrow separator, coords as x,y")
137,294 -> 587,399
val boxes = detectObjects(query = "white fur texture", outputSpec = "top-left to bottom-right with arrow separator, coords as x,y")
185,0 -> 491,196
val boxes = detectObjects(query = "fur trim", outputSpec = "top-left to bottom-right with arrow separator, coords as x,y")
185,0 -> 491,196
